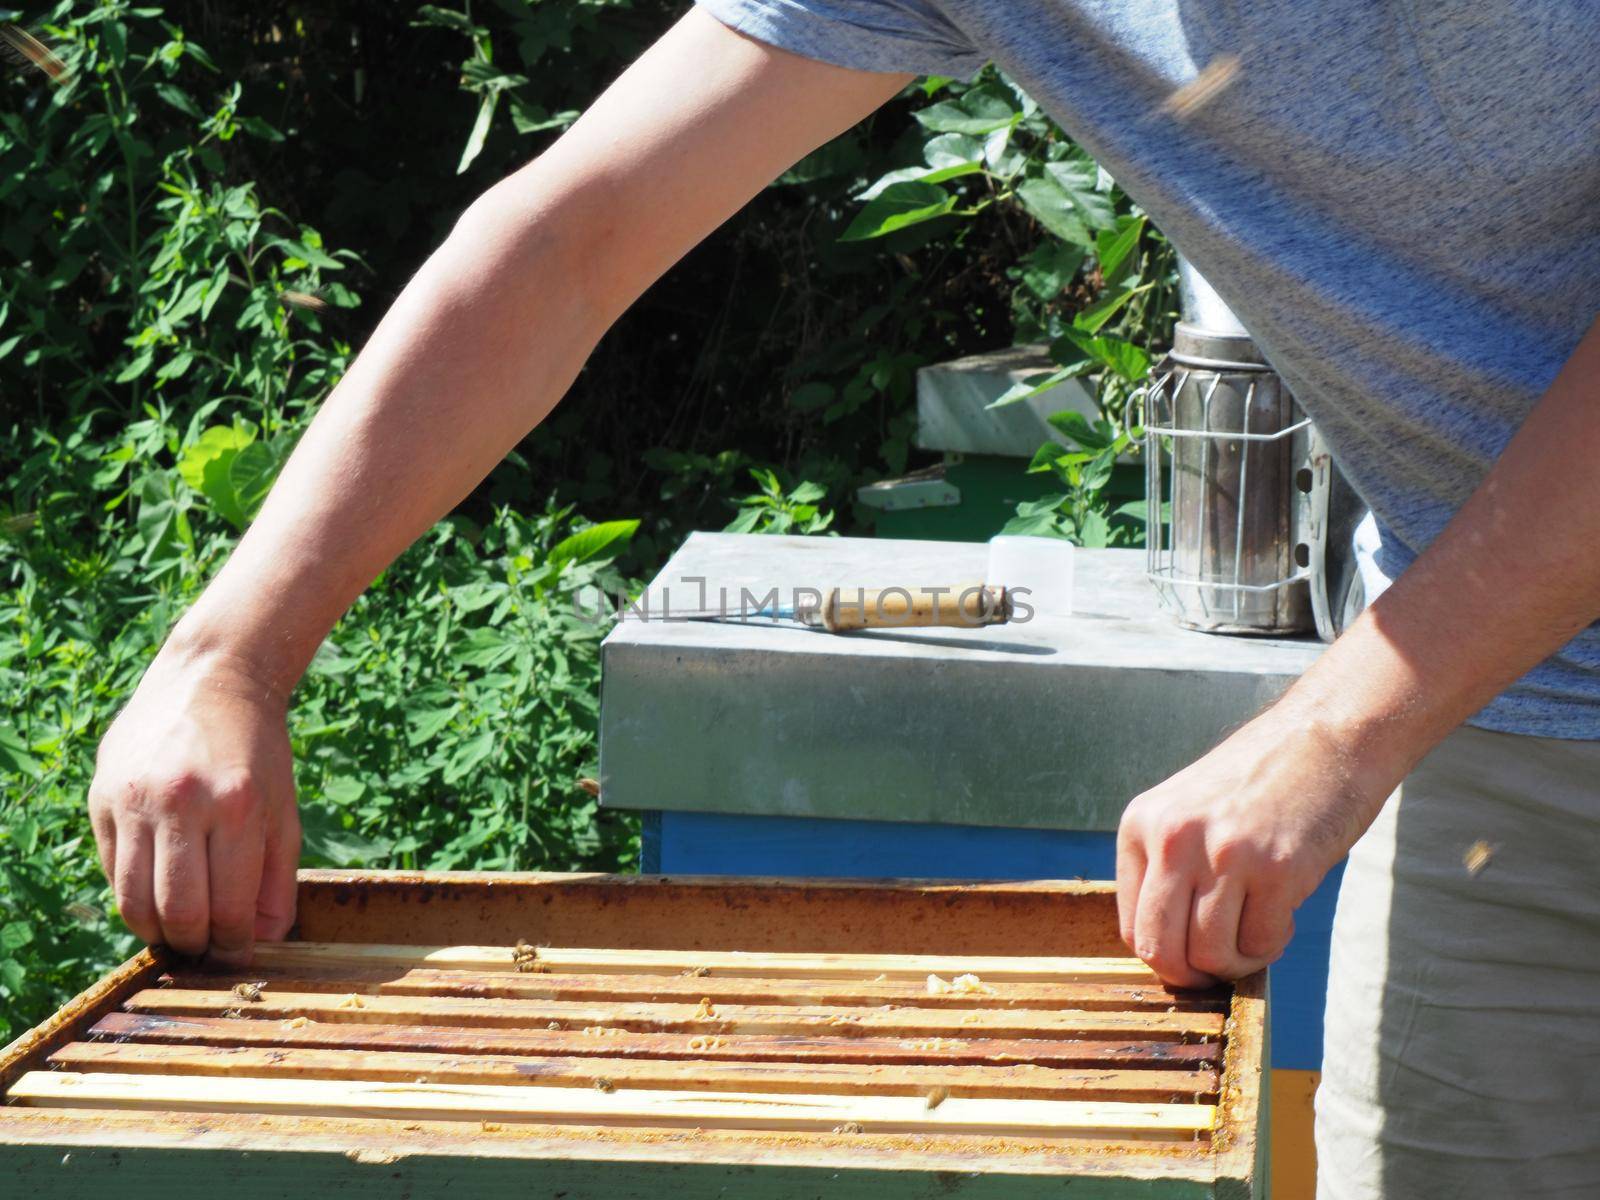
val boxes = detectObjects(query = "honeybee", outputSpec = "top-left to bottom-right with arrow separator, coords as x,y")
832,1121 -> 864,1135
512,941 -> 546,974
925,1087 -> 949,1111
1464,840 -> 1494,876
231,982 -> 266,1003
592,1077 -> 616,1093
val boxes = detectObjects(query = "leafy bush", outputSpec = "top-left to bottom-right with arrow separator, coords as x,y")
288,504 -> 640,877
724,469 -> 835,536
2,463 -> 641,1042
0,2 -> 642,1040
835,69 -> 1176,543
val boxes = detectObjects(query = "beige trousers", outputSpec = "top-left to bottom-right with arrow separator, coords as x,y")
1316,724 -> 1600,1198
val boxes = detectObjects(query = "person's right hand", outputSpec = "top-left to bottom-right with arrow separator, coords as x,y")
88,651 -> 301,966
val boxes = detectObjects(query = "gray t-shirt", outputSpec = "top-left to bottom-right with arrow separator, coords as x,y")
698,0 -> 1600,739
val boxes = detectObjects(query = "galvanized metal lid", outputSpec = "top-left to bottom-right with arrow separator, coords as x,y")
1170,321 -> 1271,370
599,534 -> 1324,832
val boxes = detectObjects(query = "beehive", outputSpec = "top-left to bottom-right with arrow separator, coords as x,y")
0,872 -> 1265,1197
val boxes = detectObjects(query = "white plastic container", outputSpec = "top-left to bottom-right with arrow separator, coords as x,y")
987,534 -> 1075,622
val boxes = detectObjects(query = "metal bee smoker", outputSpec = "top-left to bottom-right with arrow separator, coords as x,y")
1138,262 -> 1362,639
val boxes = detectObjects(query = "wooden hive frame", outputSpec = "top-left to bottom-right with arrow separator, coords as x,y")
0,871 -> 1266,1198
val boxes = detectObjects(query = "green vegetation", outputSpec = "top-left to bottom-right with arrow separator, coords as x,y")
0,0 -> 1174,1041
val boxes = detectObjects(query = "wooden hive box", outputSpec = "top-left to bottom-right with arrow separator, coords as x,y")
0,871 -> 1267,1198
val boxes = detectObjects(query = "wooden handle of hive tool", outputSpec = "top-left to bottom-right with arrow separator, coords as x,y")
802,584 -> 1012,632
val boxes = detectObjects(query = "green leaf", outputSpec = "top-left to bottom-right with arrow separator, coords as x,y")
454,628 -> 516,669
134,472 -> 189,567
1053,329 -> 1152,384
201,265 -> 230,320
0,921 -> 34,952
548,519 -> 639,572
0,725 -> 41,779
177,425 -> 255,529
444,730 -> 496,784
1115,498 -> 1171,523
918,161 -> 984,186
319,280 -> 360,308
856,160 -> 979,201
407,703 -> 462,747
1046,409 -> 1114,450
922,132 -> 984,168
839,181 -> 958,242
1078,508 -> 1113,547
986,362 -> 1093,409
984,124 -> 1024,176
306,645 -> 357,677
506,95 -> 578,135
447,581 -> 503,614
228,438 -> 284,522
100,19 -> 127,68
299,804 -> 388,869
238,115 -> 286,143
157,349 -> 194,381
1000,511 -> 1066,537
1015,177 -> 1093,247
1018,241 -> 1085,301
1081,447 -> 1117,492
460,60 -> 528,94
1096,215 -> 1147,288
266,235 -> 341,272
851,167 -> 919,201
1041,158 -> 1117,229
458,92 -> 498,174
1026,443 -> 1067,474
1015,153 -> 1119,246
114,348 -> 154,384
1074,281 -> 1155,335
184,40 -> 220,72
1015,494 -> 1069,518
914,89 -> 1018,136
788,481 -> 826,504
412,5 -> 485,35
154,83 -> 202,120
322,777 -> 367,806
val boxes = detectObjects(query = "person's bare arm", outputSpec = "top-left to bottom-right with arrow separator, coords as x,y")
1117,314 -> 1600,987
89,8 -> 911,965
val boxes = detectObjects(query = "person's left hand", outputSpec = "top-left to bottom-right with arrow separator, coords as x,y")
1115,708 -> 1390,987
